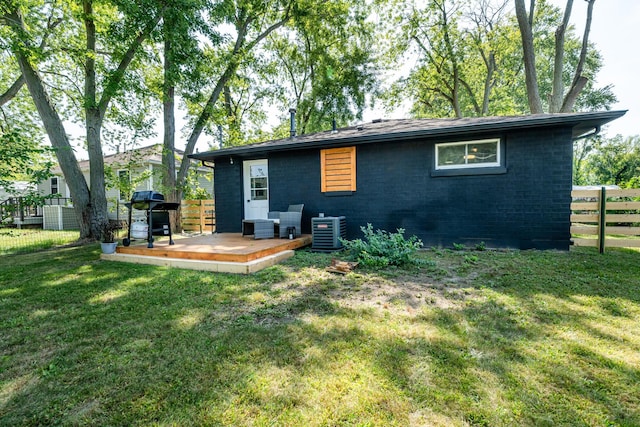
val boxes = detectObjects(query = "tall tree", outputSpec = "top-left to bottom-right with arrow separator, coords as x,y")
382,0 -> 613,118
0,5 -> 63,196
515,0 -> 596,113
383,0 -> 525,118
1,4 -> 93,237
157,0 -> 209,230
171,0 -> 294,204
264,0 -> 378,134
1,0 -> 164,238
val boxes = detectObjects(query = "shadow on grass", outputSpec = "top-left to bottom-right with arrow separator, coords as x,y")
1,246 -> 639,425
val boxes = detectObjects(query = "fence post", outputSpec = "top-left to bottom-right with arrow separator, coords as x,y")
598,186 -> 607,254
199,200 -> 205,234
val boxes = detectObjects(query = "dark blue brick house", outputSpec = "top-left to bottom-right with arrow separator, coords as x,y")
190,111 -> 625,250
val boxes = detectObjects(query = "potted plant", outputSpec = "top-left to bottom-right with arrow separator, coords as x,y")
100,221 -> 120,254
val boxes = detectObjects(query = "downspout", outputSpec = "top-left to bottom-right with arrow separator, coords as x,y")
572,125 -> 601,141
569,124 -> 601,248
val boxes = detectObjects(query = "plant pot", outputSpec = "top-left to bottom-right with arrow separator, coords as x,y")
101,242 -> 118,254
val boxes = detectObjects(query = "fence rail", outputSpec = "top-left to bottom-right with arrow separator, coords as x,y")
1,197 -> 73,227
571,188 -> 640,252
181,199 -> 215,233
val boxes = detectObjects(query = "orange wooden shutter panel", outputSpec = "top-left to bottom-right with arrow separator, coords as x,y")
321,147 -> 356,192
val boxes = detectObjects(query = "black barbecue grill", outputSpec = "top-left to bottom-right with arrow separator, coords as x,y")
123,191 -> 180,248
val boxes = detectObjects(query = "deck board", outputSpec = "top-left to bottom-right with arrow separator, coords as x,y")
115,233 -> 311,263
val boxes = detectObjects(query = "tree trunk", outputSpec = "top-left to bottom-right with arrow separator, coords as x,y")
481,52 -> 496,116
514,0 -> 544,114
439,1 -> 462,118
176,61 -> 239,203
175,40 -> 247,203
15,51 -> 92,238
84,0 -> 109,238
561,0 -> 596,112
86,109 -> 109,238
162,34 -> 180,231
84,0 -> 163,237
549,0 -> 573,113
174,10 -> 290,201
7,9 -> 93,238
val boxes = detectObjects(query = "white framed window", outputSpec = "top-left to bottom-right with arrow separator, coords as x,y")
50,177 -> 59,195
435,138 -> 501,170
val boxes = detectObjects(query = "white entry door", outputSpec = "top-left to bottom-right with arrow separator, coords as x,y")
243,159 -> 269,219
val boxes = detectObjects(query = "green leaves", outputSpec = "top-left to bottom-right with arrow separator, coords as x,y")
580,135 -> 640,187
341,223 -> 424,268
0,127 -> 53,192
380,0 -> 614,118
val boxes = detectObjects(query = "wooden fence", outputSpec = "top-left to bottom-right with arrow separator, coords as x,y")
571,188 -> 640,252
181,199 -> 215,233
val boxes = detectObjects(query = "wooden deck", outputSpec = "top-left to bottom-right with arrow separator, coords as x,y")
101,233 -> 312,274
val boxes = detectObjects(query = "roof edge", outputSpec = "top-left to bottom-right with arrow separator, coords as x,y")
190,110 -> 627,161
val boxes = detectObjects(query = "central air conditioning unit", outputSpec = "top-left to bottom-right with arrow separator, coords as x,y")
312,216 -> 346,251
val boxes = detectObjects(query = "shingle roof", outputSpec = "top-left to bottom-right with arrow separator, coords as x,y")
53,144 -> 185,173
190,110 -> 626,162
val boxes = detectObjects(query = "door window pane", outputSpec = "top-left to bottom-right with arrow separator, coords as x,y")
250,175 -> 268,201
252,177 -> 268,189
252,189 -> 268,200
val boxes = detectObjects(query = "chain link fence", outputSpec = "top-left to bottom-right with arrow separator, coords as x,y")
0,227 -> 82,256
0,197 -> 84,256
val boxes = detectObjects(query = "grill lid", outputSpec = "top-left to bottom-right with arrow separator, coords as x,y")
131,191 -> 165,203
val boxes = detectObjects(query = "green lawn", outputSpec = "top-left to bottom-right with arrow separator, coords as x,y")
1,245 -> 639,426
0,229 -> 80,255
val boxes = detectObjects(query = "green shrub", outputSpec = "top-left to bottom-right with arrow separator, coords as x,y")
341,224 -> 423,268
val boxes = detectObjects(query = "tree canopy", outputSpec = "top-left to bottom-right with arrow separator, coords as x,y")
576,135 -> 640,188
379,0 -> 615,118
0,0 -> 632,236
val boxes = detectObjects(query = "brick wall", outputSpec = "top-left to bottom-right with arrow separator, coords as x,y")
215,126 -> 574,250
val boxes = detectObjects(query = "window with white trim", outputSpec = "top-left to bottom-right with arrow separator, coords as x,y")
50,177 -> 59,195
435,138 -> 500,170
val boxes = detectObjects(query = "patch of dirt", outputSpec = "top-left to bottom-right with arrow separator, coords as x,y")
284,254 -> 486,316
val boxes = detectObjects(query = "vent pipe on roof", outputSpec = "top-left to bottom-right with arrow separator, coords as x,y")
217,125 -> 223,148
289,108 -> 296,138
332,117 -> 337,133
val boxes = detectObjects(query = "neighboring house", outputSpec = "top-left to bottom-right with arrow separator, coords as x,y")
0,182 -> 39,226
190,110 -> 626,250
0,181 -> 35,200
39,144 -> 213,221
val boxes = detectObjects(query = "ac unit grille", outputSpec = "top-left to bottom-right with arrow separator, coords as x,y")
312,216 -> 346,251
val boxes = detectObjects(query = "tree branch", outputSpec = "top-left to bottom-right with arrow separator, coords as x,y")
515,0 -> 544,113
97,6 -> 166,119
0,75 -> 24,107
549,0 -> 573,113
180,6 -> 292,160
561,0 -> 595,112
